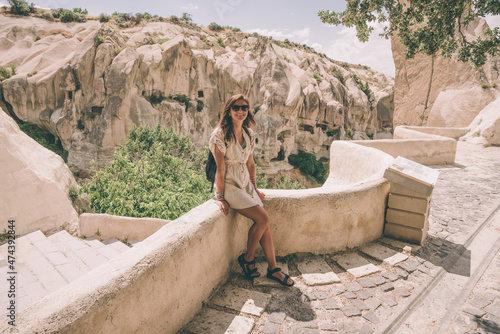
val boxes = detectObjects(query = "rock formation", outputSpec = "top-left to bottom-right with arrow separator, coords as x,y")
0,107 -> 79,235
391,17 -> 500,127
0,14 -> 394,175
462,97 -> 500,147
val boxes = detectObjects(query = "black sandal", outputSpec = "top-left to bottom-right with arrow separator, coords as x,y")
238,254 -> 261,278
266,267 -> 294,287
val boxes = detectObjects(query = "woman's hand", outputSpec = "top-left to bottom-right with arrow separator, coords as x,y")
216,199 -> 230,216
256,189 -> 266,200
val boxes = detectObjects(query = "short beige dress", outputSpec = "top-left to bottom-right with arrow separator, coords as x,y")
209,127 -> 263,209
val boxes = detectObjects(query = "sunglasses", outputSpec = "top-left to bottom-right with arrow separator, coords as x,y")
231,105 -> 249,112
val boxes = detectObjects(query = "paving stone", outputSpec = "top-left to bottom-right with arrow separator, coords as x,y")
359,324 -> 374,334
463,307 -> 486,318
346,282 -> 363,292
314,291 -> 329,300
398,259 -> 421,273
394,268 -> 409,279
362,311 -> 380,324
268,312 -> 286,324
344,291 -> 357,299
254,262 -> 289,287
261,321 -> 281,334
281,327 -> 301,334
303,329 -> 320,334
319,323 -> 338,331
380,282 -> 395,292
379,237 -> 421,253
359,243 -> 408,266
341,305 -> 361,317
351,299 -> 369,311
364,298 -> 381,310
296,255 -> 340,286
331,285 -> 347,295
322,298 -> 340,310
300,320 -> 318,329
395,287 -> 411,298
371,276 -> 387,286
333,252 -> 380,278
184,308 -> 254,334
469,296 -> 494,309
356,290 -> 374,300
304,293 -> 317,301
359,278 -> 376,288
379,295 -> 398,307
484,302 -> 500,318
210,286 -> 271,316
381,271 -> 399,282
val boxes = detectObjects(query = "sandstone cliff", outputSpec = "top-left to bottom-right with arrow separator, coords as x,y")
391,17 -> 500,127
0,107 -> 79,235
0,14 -> 393,174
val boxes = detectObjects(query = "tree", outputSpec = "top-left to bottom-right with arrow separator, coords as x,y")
8,0 -> 36,15
319,1 -> 500,67
181,12 -> 193,22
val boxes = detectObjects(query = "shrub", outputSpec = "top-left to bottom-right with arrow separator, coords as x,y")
144,91 -> 166,105
80,125 -> 212,220
9,64 -> 16,75
168,94 -> 191,109
60,9 -> 76,23
181,12 -> 192,22
159,38 -> 169,44
170,15 -> 179,23
208,22 -> 223,31
196,100 -> 204,112
277,175 -> 304,190
313,74 -> 321,84
345,127 -> 354,139
481,82 -> 490,89
352,74 -> 372,99
216,37 -> 225,47
8,0 -> 35,15
288,151 -> 328,183
96,35 -> 106,45
0,66 -> 12,81
68,186 -> 79,203
35,35 -> 40,41
19,123 -> 68,161
99,13 -> 110,22
51,8 -> 62,18
331,67 -> 345,85
74,13 -> 86,23
113,47 -> 122,55
143,12 -> 152,20
73,8 -> 88,15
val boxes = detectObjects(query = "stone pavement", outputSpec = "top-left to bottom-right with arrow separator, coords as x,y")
179,142 -> 500,334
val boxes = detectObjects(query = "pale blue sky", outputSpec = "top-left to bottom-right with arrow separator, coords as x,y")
3,0 -> 500,77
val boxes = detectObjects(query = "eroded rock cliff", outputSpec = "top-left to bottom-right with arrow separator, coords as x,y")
0,14 -> 394,174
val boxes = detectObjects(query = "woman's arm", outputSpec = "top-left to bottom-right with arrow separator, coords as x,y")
246,154 -> 265,200
213,144 -> 229,215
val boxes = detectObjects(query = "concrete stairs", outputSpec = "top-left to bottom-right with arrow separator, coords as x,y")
0,230 -> 134,313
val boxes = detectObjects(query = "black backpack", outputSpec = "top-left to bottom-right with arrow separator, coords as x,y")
206,127 -> 251,192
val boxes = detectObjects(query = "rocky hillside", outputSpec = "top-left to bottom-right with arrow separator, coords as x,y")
0,12 -> 394,175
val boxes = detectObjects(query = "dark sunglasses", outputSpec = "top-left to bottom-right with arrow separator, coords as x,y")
231,105 -> 249,111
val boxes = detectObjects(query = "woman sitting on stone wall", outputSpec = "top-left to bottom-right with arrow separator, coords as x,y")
209,94 -> 294,287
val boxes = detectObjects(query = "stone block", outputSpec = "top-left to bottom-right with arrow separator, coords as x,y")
386,208 -> 428,229
390,182 -> 431,199
211,286 -> 271,316
388,193 -> 430,214
363,311 -> 380,324
383,157 -> 438,196
384,222 -> 428,245
296,255 -> 340,286
333,252 -> 380,278
341,305 -> 361,317
184,308 -> 254,334
322,298 -> 340,310
268,312 -> 286,324
359,243 -> 408,265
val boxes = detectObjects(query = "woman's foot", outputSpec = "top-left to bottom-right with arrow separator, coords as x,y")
238,253 -> 261,278
267,267 -> 294,286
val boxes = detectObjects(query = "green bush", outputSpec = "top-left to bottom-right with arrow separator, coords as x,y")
181,12 -> 192,22
352,74 -> 372,99
72,8 -> 87,15
208,22 -> 223,31
159,38 -> 169,44
96,35 -> 106,45
196,100 -> 204,112
216,37 -> 225,47
0,66 -> 12,81
144,91 -> 166,105
277,175 -> 304,190
100,13 -> 110,22
19,123 -> 68,162
481,82 -> 490,89
288,151 -> 328,183
313,74 -> 321,84
331,67 -> 345,85
8,0 -> 35,15
168,94 -> 191,109
60,9 -> 75,22
80,125 -> 212,220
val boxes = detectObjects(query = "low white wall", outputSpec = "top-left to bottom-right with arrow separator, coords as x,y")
4,142 -> 394,334
79,213 -> 170,241
399,126 -> 469,140
353,126 -> 458,165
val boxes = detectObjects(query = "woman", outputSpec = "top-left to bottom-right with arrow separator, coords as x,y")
209,94 -> 294,287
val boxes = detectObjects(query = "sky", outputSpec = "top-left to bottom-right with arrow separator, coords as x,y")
2,0 -> 500,77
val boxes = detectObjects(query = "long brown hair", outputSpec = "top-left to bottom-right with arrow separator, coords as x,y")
217,94 -> 256,143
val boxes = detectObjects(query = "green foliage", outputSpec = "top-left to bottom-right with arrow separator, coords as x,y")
208,22 -> 223,31
159,38 -> 170,44
99,13 -> 110,22
256,165 -> 270,189
68,186 -> 79,203
143,12 -> 152,20
8,0 -> 36,16
493,82 -> 498,89
170,15 -> 179,23
288,151 -> 328,183
0,66 -> 12,81
81,125 -> 212,220
341,62 -> 349,68
331,67 -> 345,84
96,35 -> 106,45
72,8 -> 87,15
196,100 -> 204,112
345,127 -> 354,139
181,12 -> 192,22
60,9 -> 76,23
313,74 -> 322,84
277,175 -> 304,190
224,26 -> 241,32
51,8 -> 62,18
35,35 -> 40,41
114,47 -> 122,56
481,82 -> 490,89
144,91 -> 166,105
168,94 -> 191,109
352,74 -> 372,99
19,123 -> 68,162
216,37 -> 225,47
319,1 -> 500,67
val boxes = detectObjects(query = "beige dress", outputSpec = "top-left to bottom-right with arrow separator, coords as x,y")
209,127 -> 263,209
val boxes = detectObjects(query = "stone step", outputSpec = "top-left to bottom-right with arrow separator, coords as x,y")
83,238 -> 122,260
210,286 -> 272,316
296,255 -> 341,286
102,238 -> 132,253
48,231 -> 107,269
47,231 -> 93,273
332,252 -> 381,278
359,243 -> 408,266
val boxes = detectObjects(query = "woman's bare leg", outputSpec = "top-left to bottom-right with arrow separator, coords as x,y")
235,205 -> 293,285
